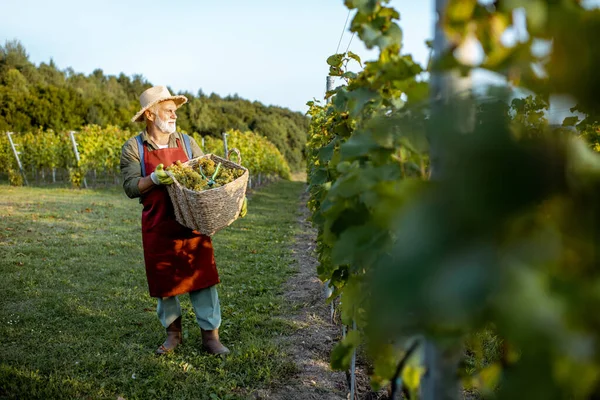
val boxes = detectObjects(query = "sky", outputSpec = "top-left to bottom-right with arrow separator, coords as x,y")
0,0 -> 434,114
2,0 -> 599,119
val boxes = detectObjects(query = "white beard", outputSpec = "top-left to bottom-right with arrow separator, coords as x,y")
154,114 -> 176,134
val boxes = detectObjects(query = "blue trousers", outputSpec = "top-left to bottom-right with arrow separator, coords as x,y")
156,285 -> 221,330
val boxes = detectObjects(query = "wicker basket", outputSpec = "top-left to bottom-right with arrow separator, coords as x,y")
165,149 -> 249,236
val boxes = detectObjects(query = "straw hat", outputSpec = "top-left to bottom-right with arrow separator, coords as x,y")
131,86 -> 188,123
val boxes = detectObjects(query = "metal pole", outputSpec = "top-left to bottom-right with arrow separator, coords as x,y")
326,76 -> 335,103
422,0 -> 472,398
325,73 -> 336,299
429,0 -> 475,179
6,132 -> 28,186
349,319 -> 357,400
222,132 -> 228,158
428,0 -> 452,180
69,131 -> 88,188
324,75 -> 336,312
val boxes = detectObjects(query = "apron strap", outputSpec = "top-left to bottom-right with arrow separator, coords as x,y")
181,133 -> 192,160
136,132 -> 192,178
135,133 -> 146,177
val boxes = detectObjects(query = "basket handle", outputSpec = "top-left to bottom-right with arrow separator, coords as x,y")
227,148 -> 242,166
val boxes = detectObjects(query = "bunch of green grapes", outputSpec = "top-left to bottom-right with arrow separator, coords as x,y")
196,158 -> 245,187
167,159 -> 244,192
214,167 -> 244,186
197,158 -> 217,177
167,161 -> 209,191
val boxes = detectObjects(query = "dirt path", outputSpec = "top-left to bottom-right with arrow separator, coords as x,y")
255,189 -> 348,400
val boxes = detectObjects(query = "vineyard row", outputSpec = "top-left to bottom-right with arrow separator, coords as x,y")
0,126 -> 291,188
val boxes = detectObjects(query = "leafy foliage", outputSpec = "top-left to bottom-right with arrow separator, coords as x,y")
307,0 -> 600,398
307,0 -> 429,391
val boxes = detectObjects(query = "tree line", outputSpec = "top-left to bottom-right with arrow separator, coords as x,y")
0,40 -> 308,171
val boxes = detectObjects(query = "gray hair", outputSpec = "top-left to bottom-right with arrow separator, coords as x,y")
144,103 -> 161,121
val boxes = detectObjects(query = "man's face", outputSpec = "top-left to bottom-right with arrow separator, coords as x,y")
153,100 -> 177,134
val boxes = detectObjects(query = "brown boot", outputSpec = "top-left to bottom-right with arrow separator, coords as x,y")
201,329 -> 230,355
155,316 -> 182,355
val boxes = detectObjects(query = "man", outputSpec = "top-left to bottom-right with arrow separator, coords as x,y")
120,85 -> 229,355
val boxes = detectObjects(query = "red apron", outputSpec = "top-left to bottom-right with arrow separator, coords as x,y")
141,139 -> 219,298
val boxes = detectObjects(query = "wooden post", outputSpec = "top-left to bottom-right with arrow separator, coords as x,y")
222,132 -> 228,158
6,132 -> 28,185
69,131 -> 88,188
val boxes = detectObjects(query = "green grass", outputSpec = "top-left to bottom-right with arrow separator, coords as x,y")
0,181 -> 305,400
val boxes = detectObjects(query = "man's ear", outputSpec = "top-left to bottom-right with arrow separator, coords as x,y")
144,109 -> 155,122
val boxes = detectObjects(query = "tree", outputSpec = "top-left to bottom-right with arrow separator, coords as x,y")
0,41 -> 309,171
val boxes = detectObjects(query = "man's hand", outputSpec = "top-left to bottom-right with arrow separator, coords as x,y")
150,164 -> 173,185
240,196 -> 248,218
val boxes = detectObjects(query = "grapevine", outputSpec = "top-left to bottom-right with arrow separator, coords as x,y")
199,129 -> 291,179
307,1 -> 600,398
0,126 -> 289,187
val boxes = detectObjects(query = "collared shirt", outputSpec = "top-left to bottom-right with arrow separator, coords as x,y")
120,130 -> 204,199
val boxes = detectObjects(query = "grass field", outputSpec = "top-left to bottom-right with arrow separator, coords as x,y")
0,181 -> 305,400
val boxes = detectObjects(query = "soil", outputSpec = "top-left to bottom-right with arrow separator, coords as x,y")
255,189 -> 388,400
